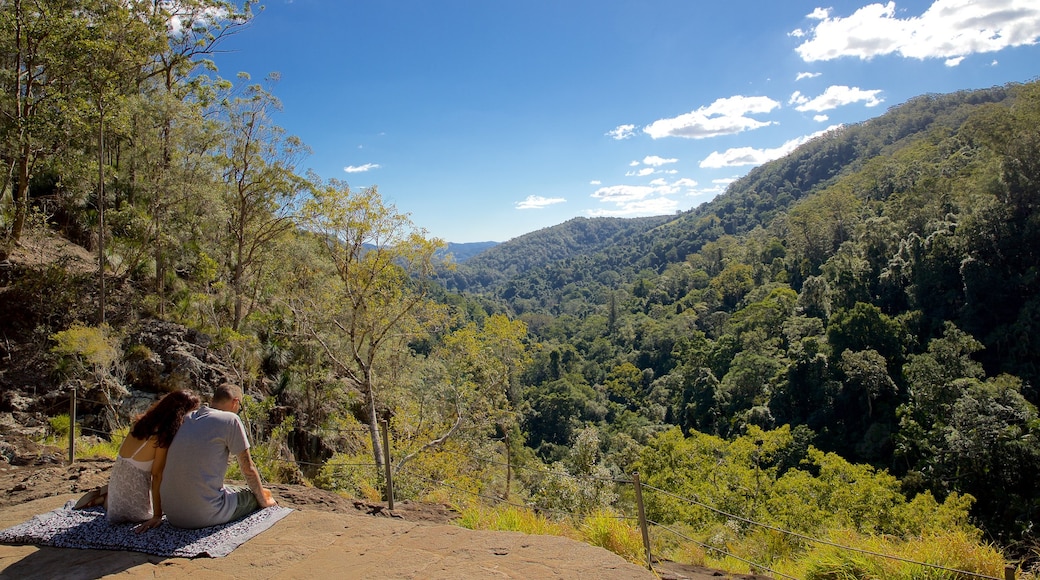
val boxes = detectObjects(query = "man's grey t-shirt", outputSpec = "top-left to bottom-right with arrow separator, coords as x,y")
160,405 -> 250,529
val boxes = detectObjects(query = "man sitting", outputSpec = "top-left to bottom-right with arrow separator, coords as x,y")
160,383 -> 276,529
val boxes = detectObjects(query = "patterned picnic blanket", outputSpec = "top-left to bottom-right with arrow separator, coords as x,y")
0,501 -> 292,558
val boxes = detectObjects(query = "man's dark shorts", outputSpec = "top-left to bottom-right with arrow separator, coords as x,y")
226,484 -> 261,522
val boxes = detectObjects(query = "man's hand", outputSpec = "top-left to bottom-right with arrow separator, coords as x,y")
134,515 -> 163,533
259,487 -> 277,508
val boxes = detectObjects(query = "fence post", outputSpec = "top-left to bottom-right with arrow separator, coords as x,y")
68,386 -> 76,465
632,472 -> 652,571
504,431 -> 511,501
381,419 -> 394,510
1006,565 -> 1016,580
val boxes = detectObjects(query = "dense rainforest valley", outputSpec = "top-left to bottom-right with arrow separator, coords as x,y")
2,2 -> 1040,577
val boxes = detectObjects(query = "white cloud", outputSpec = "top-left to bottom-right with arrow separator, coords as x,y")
344,163 -> 381,173
515,195 -> 566,210
795,1 -> 1040,63
168,5 -> 231,35
713,177 -> 737,185
796,71 -> 822,81
643,95 -> 781,139
625,167 -> 657,177
945,56 -> 965,66
591,185 -> 660,204
700,125 -> 841,168
629,160 -> 641,166
607,124 -> 636,140
587,197 -> 680,217
643,155 -> 679,166
808,7 -> 829,20
790,85 -> 883,112
590,180 -> 602,185
814,114 -> 830,122
587,177 -> 703,216
789,28 -> 807,38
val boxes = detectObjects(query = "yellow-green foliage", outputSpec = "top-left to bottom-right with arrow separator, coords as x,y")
639,426 -> 979,539
314,451 -> 382,501
581,510 -> 646,565
801,529 -> 1007,580
41,417 -> 124,459
47,414 -> 79,439
457,504 -> 572,538
215,328 -> 262,384
635,426 -> 1003,576
50,324 -> 120,379
391,446 -> 488,507
80,426 -> 128,460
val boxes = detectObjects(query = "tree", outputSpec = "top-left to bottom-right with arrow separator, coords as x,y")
0,0 -> 95,248
135,1 -> 254,315
394,314 -> 529,471
785,186 -> 862,273
300,178 -> 445,469
217,76 -> 308,330
827,302 -> 905,375
76,0 -> 166,322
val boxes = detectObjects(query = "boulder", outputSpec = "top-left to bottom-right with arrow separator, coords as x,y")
123,319 -> 236,397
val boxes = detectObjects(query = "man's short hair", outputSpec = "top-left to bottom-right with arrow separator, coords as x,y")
213,383 -> 243,404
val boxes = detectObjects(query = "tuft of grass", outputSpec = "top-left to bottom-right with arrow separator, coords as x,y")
47,414 -> 79,440
75,426 -> 126,460
458,504 -> 572,538
580,510 -> 646,565
802,529 -> 1008,580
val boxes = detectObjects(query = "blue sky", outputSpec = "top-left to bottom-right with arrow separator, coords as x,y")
210,0 -> 1040,243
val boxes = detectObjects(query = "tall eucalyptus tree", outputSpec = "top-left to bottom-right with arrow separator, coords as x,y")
301,178 -> 445,470
0,0 -> 90,249
216,76 -> 307,331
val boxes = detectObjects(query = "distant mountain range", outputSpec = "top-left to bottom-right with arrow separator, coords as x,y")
439,241 -> 500,263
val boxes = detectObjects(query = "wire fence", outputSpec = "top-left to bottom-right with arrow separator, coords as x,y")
57,390 -> 1017,580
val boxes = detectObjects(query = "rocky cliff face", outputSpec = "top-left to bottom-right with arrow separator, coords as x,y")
122,319 -> 237,398
2,317 -> 242,449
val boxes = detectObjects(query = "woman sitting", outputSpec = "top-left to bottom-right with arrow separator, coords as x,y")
75,390 -> 200,532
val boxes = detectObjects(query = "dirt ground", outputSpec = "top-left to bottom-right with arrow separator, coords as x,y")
0,449 -> 771,580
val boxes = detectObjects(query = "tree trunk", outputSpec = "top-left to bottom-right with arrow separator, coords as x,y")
97,110 -> 106,325
11,152 -> 30,243
365,382 -> 385,469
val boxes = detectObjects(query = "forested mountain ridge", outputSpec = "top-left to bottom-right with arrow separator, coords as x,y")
448,83 -> 1019,303
446,80 -> 1040,544
439,215 -> 672,291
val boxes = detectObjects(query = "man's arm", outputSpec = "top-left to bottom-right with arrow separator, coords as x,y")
236,449 -> 277,508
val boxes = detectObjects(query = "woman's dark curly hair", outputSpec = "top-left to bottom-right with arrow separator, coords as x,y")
129,390 -> 200,448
